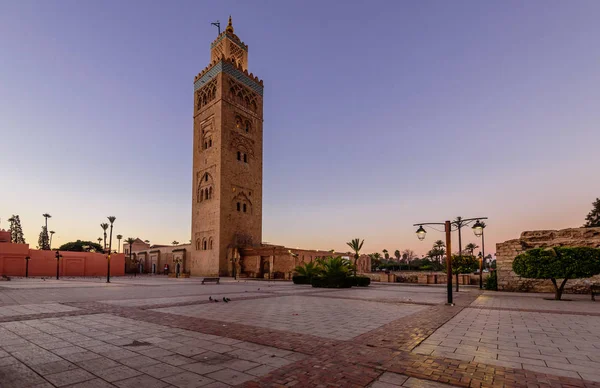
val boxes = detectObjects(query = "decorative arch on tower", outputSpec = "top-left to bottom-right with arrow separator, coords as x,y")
197,172 -> 215,203
232,191 -> 253,214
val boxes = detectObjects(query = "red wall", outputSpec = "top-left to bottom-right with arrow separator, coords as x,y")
0,242 -> 125,277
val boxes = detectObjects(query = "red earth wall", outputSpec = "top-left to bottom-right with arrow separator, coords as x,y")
0,242 -> 125,277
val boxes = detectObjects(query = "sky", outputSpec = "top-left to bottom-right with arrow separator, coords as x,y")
1,0 -> 599,257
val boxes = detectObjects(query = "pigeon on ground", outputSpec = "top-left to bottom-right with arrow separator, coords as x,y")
209,296 -> 213,301
223,297 -> 229,303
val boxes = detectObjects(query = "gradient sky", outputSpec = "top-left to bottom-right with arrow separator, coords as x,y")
1,0 -> 599,256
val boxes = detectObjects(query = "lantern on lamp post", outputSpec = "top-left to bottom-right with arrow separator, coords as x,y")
472,220 -> 486,289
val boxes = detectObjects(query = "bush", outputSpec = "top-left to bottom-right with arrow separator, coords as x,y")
513,247 -> 600,300
311,276 -> 353,288
292,275 -> 311,285
484,271 -> 497,290
352,276 -> 371,287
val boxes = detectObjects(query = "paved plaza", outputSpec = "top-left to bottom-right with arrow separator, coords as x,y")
0,277 -> 599,387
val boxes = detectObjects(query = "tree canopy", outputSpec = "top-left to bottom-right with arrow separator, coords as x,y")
513,247 -> 600,300
584,198 -> 600,227
58,240 -> 104,252
8,215 -> 26,244
451,255 -> 479,275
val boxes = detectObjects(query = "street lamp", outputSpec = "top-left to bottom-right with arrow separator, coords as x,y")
472,220 -> 486,289
55,250 -> 62,280
416,226 -> 427,241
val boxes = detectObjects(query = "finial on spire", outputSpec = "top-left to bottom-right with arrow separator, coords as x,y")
226,15 -> 234,33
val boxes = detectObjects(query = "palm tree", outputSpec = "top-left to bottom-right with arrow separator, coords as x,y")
346,238 -> 364,276
394,249 -> 401,262
382,249 -> 389,260
294,261 -> 320,282
106,217 -> 116,283
125,237 -> 136,276
42,213 -> 51,229
465,243 -> 479,256
172,241 -> 179,246
116,235 -> 123,253
97,237 -> 103,246
100,223 -> 109,251
49,231 -> 55,249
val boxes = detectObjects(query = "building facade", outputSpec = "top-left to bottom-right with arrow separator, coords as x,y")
191,17 -> 263,276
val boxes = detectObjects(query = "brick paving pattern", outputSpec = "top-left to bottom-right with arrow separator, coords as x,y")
0,276 -> 599,388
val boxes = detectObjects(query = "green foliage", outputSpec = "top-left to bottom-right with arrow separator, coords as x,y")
346,238 -> 364,276
352,276 -> 371,287
513,247 -> 600,300
293,261 -> 320,281
584,198 -> 600,227
292,275 -> 311,285
452,255 -> 479,275
58,240 -> 104,252
8,215 -> 26,244
309,256 -> 362,288
38,226 -> 50,250
484,271 -> 497,290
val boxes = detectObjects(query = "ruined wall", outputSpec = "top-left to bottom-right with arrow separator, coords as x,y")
496,227 -> 600,293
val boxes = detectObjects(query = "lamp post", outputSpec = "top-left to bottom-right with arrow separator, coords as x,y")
472,220 -> 486,289
25,256 -> 30,278
55,250 -> 62,280
414,216 -> 488,304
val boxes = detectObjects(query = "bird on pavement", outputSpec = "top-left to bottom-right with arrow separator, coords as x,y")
223,297 -> 229,303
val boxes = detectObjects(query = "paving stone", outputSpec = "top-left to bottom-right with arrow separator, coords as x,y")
156,354 -> 197,366
0,361 -> 48,387
114,374 -> 171,388
45,368 -> 96,387
245,364 -> 278,377
117,354 -> 161,368
181,362 -> 224,375
370,382 -> 400,388
205,368 -> 255,385
219,358 -> 260,372
379,372 -> 409,385
76,356 -> 120,372
162,371 -> 216,387
93,365 -> 142,382
30,360 -> 78,375
403,377 -> 454,388
138,363 -> 185,379
65,377 -> 119,387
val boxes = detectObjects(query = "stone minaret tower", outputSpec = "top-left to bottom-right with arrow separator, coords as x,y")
191,17 -> 264,276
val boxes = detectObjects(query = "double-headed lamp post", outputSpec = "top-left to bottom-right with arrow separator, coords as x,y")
414,216 -> 488,304
472,220 -> 486,289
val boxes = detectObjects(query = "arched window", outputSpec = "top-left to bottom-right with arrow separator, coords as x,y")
205,173 -> 209,182
209,187 -> 213,199
243,203 -> 247,213
196,239 -> 201,250
209,238 -> 213,250
243,154 -> 247,163
200,190 -> 204,202
208,139 -> 212,147
204,141 -> 208,149
203,240 -> 207,250
245,120 -> 250,133
237,151 -> 241,161
205,188 -> 209,200
235,116 -> 242,129
237,202 -> 241,211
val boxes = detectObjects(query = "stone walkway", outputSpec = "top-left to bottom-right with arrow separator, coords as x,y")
0,277 -> 599,387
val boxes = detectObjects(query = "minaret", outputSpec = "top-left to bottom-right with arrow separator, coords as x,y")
191,17 -> 264,276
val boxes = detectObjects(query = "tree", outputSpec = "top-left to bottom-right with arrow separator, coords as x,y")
59,240 -> 104,252
394,249 -> 401,262
293,261 -> 320,282
402,249 -> 417,270
465,243 -> 479,256
125,237 -> 137,276
97,237 -> 103,246
116,235 -> 123,253
513,247 -> 600,300
172,241 -> 179,245
49,231 -> 55,249
38,226 -> 50,250
452,255 -> 478,292
584,198 -> 600,227
346,238 -> 364,276
100,223 -> 109,251
382,249 -> 389,260
8,215 -> 26,244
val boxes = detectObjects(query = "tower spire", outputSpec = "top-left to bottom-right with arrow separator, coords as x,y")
226,15 -> 234,33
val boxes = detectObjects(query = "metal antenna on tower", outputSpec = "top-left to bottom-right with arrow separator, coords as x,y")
211,20 -> 221,35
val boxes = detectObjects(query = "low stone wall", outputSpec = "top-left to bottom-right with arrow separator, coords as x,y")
496,227 -> 600,293
363,271 -> 486,285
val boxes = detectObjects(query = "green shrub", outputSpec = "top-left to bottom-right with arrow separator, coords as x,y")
292,275 -> 311,285
352,276 -> 371,287
513,247 -> 600,300
293,261 -> 320,283
484,271 -> 497,290
311,276 -> 353,288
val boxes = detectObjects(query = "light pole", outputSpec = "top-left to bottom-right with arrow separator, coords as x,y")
55,250 -> 62,280
25,256 -> 30,278
414,216 -> 488,304
472,220 -> 486,289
